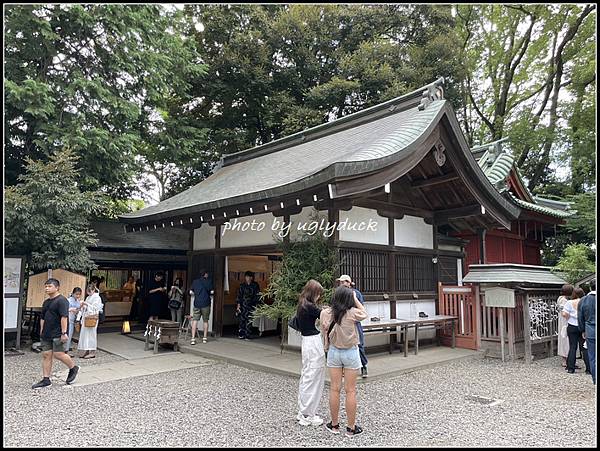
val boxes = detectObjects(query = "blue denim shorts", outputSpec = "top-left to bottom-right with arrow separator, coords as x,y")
326,345 -> 361,369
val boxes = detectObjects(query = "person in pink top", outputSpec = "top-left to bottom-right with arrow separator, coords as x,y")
320,286 -> 368,437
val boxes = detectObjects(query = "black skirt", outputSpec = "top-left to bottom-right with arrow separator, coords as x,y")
146,293 -> 164,317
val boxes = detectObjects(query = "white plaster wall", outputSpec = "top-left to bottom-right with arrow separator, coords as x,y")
394,215 -> 433,249
396,300 -> 437,340
220,213 -> 278,248
193,225 -> 216,250
339,207 -> 388,245
439,243 -> 462,252
362,301 -> 392,347
289,207 -> 328,241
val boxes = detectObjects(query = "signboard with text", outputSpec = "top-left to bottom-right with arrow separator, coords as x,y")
485,287 -> 516,308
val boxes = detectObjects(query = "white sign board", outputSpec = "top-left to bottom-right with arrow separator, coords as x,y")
4,298 -> 20,330
485,287 -> 516,308
4,257 -> 23,294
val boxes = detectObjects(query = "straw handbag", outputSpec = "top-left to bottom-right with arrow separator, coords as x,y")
84,315 -> 99,328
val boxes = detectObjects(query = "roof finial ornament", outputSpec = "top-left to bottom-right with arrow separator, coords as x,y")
418,77 -> 445,111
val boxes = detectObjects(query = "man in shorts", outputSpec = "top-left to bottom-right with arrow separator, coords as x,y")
189,270 -> 214,344
32,278 -> 79,389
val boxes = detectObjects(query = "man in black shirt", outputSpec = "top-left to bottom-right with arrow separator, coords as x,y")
32,278 -> 79,389
236,271 -> 261,340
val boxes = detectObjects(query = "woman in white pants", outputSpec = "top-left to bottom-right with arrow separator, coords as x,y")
78,283 -> 103,359
296,279 -> 326,426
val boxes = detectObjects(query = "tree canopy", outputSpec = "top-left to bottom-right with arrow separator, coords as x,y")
4,4 -> 596,265
5,149 -> 102,272
4,4 -> 208,204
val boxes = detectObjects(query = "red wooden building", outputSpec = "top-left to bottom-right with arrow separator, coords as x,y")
452,138 -> 572,269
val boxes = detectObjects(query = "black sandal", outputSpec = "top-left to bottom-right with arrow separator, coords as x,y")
346,425 -> 364,437
325,422 -> 340,434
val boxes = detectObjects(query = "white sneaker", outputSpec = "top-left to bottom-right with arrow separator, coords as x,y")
297,414 -> 323,426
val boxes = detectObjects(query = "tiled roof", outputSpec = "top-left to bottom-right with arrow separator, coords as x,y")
90,220 -> 189,251
472,139 -> 572,219
508,194 -> 572,219
121,79 -> 469,223
463,264 -> 567,286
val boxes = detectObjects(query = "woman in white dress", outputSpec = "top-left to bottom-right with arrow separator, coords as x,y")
556,284 -> 573,367
78,283 -> 103,359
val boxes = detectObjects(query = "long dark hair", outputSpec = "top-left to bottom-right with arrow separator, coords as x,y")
331,286 -> 355,325
174,277 -> 184,288
561,284 -> 574,297
296,279 -> 324,316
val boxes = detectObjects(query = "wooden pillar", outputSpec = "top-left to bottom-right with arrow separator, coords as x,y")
186,228 -> 194,315
328,207 -> 339,243
507,306 -> 516,360
474,283 -> 482,350
213,224 -> 223,337
433,223 -> 440,315
522,293 -> 532,363
478,228 -> 487,264
388,217 -> 396,293
213,254 -> 225,337
283,214 -> 291,245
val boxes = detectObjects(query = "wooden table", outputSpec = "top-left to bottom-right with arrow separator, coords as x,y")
361,319 -> 413,354
397,315 -> 458,356
358,315 -> 458,356
144,320 -> 180,353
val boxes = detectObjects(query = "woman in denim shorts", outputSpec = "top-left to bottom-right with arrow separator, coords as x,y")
320,286 -> 368,437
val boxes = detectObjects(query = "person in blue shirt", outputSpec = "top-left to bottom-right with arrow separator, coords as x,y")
236,271 -> 261,340
189,270 -> 214,345
337,275 -> 368,378
578,280 -> 596,385
66,287 -> 82,354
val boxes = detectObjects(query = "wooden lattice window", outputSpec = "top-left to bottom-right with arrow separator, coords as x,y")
339,249 -> 388,293
396,254 -> 435,292
439,256 -> 459,285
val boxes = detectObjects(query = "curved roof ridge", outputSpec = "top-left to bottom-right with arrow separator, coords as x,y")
220,77 -> 446,168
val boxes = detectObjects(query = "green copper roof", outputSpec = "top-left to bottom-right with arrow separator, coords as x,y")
508,193 -> 572,219
473,139 -> 572,219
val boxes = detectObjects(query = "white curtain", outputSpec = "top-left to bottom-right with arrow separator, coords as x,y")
223,256 -> 229,292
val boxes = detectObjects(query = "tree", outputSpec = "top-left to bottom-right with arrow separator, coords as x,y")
555,243 -> 596,284
254,229 -> 339,351
5,149 -> 103,272
4,4 -> 209,201
457,4 -> 596,192
182,4 -> 465,167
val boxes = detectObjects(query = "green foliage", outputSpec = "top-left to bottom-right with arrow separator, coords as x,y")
102,198 -> 146,219
457,5 -> 596,194
564,192 -> 597,246
185,4 -> 464,160
555,243 -> 596,284
253,226 -> 339,349
4,4 -> 209,201
4,149 -> 103,272
254,233 -> 339,322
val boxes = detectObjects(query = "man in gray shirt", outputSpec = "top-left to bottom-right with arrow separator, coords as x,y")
578,279 -> 596,385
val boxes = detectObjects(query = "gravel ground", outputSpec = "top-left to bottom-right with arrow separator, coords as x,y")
3,348 -> 596,448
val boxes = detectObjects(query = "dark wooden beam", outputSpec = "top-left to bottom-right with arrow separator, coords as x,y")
402,173 -> 435,210
271,205 -> 303,217
355,199 -> 432,219
411,172 -> 459,188
434,205 -> 482,223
